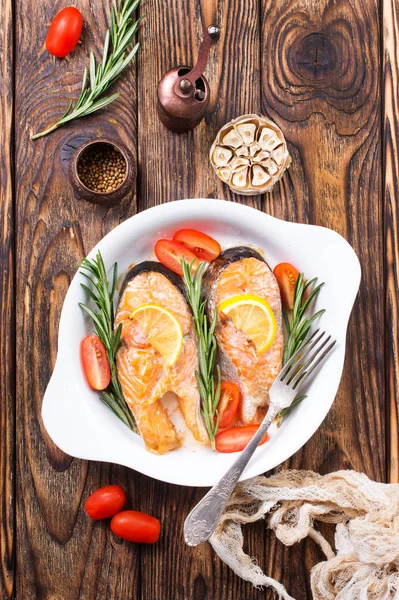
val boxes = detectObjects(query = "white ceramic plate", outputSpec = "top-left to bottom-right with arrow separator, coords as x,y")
42,199 -> 360,487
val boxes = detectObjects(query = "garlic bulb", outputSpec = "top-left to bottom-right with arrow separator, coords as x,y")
210,114 -> 291,195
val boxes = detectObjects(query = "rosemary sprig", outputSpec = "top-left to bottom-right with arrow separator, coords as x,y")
277,274 -> 325,426
79,251 -> 137,432
182,261 -> 221,450
32,0 -> 142,139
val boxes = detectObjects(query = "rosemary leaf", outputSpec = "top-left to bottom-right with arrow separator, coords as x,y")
102,30 -> 110,68
89,51 -> 96,90
278,274 -> 325,426
110,6 -> 117,46
79,303 -> 110,342
31,0 -> 142,140
182,260 -> 220,449
61,100 -> 73,119
276,395 -> 307,427
79,251 -> 137,433
81,93 -> 121,117
100,391 -> 131,428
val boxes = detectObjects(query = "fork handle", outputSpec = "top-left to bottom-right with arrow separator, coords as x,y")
184,403 -> 280,546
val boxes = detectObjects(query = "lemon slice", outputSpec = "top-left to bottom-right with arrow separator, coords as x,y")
129,304 -> 183,366
219,294 -> 277,354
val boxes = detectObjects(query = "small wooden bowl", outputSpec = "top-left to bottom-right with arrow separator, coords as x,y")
69,138 -> 135,205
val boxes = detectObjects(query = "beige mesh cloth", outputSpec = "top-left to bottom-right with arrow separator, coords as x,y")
209,470 -> 399,599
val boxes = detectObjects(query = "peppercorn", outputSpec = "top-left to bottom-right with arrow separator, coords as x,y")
77,143 -> 127,193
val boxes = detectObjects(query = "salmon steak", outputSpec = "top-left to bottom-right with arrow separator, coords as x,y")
204,247 -> 283,424
115,262 -> 208,454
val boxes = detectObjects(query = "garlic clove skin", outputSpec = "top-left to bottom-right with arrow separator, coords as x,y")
235,145 -> 250,157
230,156 -> 250,170
236,123 -> 256,145
252,150 -> 270,163
248,142 -> 261,157
218,166 -> 232,182
272,145 -> 285,166
210,114 -> 290,195
258,128 -> 281,152
262,158 -> 279,175
212,145 -> 233,167
252,165 -> 271,187
221,127 -> 243,148
231,166 -> 248,189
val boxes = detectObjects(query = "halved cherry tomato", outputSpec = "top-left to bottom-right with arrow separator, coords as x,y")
85,485 -> 126,520
173,229 -> 221,262
216,382 -> 241,429
111,510 -> 161,544
81,334 -> 111,391
154,239 -> 199,276
46,7 -> 83,58
215,425 -> 269,453
273,263 -> 300,311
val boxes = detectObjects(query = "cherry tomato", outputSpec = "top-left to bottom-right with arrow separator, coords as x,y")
173,229 -> 221,262
46,7 -> 83,58
154,239 -> 199,276
216,382 -> 241,429
273,263 -> 300,311
81,335 -> 111,391
111,510 -> 161,544
85,485 -> 126,520
215,425 -> 269,453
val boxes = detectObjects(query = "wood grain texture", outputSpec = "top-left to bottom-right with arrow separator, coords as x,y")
0,0 -> 391,598
383,0 -> 399,484
0,0 -> 15,597
260,1 -> 384,597
14,0 -> 140,597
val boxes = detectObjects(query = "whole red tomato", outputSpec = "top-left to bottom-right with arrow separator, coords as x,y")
85,485 -> 126,520
111,510 -> 161,544
46,7 -> 83,58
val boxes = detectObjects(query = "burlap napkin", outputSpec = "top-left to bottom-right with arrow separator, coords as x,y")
209,470 -> 399,599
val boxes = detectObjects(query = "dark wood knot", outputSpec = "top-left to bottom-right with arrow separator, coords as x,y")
263,2 -> 378,129
294,33 -> 338,82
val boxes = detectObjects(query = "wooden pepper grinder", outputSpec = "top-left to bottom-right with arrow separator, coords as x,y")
157,25 -> 220,133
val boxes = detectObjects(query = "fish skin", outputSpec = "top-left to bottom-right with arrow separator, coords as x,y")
119,261 -> 187,299
203,247 -> 283,425
115,262 -> 208,454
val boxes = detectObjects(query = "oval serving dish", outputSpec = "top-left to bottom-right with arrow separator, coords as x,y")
42,199 -> 361,487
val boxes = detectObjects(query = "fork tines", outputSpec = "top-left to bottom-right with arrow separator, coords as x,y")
280,330 -> 336,390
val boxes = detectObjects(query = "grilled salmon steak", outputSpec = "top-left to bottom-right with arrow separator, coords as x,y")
115,262 -> 208,454
204,247 -> 283,424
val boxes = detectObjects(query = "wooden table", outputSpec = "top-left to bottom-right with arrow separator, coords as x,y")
0,0 -> 398,598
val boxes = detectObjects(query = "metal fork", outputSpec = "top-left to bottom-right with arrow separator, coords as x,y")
184,329 -> 336,546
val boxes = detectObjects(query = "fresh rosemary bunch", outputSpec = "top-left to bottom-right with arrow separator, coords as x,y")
182,261 -> 221,449
79,251 -> 137,432
32,0 -> 142,139
277,274 -> 325,426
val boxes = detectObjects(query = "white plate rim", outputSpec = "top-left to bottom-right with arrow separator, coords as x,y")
42,198 -> 361,487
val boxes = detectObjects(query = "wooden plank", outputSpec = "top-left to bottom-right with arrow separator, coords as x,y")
383,0 -> 399,484
138,0 -> 262,210
0,0 -> 15,597
260,0 -> 384,597
137,0 -> 268,598
14,0 -> 141,597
